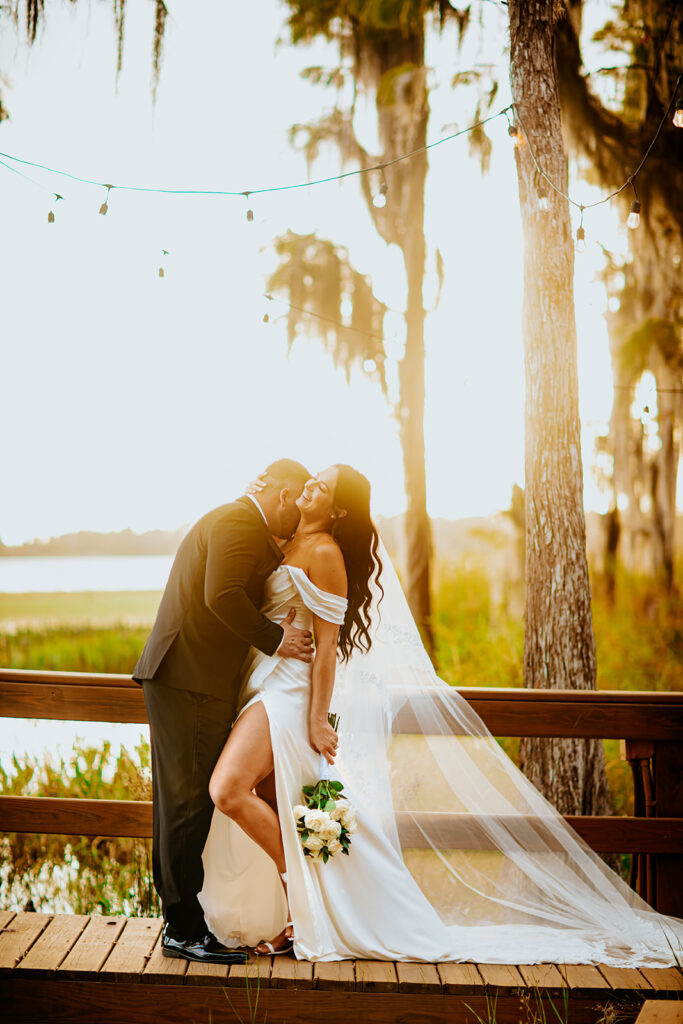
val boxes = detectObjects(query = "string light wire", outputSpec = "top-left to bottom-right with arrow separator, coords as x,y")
0,105 -> 511,200
0,72 -> 680,219
512,71 -> 683,215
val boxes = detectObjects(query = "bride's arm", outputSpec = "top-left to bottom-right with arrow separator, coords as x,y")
308,544 -> 347,765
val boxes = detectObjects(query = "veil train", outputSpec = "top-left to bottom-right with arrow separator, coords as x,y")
331,541 -> 683,966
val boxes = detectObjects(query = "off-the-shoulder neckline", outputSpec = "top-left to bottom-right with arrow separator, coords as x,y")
274,563 -> 347,604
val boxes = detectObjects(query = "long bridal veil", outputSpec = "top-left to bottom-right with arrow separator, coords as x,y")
332,542 -> 682,966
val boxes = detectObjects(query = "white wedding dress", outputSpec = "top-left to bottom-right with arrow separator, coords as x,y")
199,559 -> 683,966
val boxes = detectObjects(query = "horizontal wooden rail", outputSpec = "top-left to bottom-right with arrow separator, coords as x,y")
2,796 -> 683,854
1,669 -> 682,738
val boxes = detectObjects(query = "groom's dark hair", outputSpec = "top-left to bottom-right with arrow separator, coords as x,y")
264,459 -> 310,494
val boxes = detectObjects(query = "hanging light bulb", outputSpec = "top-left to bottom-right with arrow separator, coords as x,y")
158,249 -> 169,278
673,100 -> 683,128
99,184 -> 113,216
576,225 -> 586,253
242,191 -> 254,222
373,169 -> 388,209
627,199 -> 641,229
47,194 -> 63,223
508,123 -> 524,148
537,186 -> 549,212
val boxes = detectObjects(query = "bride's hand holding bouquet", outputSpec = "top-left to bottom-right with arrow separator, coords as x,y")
294,712 -> 357,863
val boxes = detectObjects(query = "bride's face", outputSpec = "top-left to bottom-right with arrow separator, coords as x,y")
297,466 -> 339,525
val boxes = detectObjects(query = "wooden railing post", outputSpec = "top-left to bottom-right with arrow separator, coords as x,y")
653,739 -> 683,917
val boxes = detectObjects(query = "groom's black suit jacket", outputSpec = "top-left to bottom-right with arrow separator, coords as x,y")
133,497 -> 285,702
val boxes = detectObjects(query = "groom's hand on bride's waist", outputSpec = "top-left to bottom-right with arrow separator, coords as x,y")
278,607 -> 313,662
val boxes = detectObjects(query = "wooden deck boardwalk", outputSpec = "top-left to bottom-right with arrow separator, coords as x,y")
2,910 -> 682,1023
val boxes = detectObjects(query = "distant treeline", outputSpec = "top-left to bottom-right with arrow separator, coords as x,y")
0,516 -> 498,561
0,527 -> 189,558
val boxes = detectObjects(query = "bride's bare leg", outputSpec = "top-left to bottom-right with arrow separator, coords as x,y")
209,703 -> 293,951
209,702 -> 284,870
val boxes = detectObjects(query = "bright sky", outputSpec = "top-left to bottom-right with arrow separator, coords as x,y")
0,0 -> 652,546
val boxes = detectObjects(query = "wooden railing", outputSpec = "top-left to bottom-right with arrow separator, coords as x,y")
1,668 -> 682,916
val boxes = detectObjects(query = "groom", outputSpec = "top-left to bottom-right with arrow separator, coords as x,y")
133,459 -> 313,964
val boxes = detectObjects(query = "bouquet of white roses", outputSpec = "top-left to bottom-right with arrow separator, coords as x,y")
293,713 -> 357,863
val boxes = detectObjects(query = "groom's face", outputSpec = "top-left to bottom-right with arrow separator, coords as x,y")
277,487 -> 304,539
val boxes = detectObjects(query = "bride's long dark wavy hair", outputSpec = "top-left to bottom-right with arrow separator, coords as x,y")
329,465 -> 383,662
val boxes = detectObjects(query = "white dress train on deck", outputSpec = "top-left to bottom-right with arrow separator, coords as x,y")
199,560 -> 683,965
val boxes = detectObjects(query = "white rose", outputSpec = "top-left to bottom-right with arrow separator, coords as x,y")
304,809 -> 329,832
293,804 -> 307,822
303,833 -> 324,852
327,838 -> 343,856
341,807 -> 358,833
318,818 -> 342,844
330,798 -> 350,822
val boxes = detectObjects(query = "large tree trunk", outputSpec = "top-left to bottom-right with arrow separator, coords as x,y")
508,0 -> 613,817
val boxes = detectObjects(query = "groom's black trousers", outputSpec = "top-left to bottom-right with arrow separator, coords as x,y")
142,680 -> 234,940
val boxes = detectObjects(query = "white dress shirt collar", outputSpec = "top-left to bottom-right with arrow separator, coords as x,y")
245,492 -> 269,528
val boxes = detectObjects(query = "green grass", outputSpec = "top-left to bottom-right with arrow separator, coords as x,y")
0,625 -> 151,674
0,590 -> 162,629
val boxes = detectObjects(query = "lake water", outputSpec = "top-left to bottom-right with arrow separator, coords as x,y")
1,555 -> 169,770
0,555 -> 175,593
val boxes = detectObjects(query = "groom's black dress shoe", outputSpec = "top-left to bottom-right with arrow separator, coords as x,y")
161,926 -> 247,964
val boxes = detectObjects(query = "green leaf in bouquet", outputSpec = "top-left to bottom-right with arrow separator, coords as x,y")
329,781 -> 344,791
302,785 -> 314,796
322,848 -> 329,863
342,846 -> 350,855
324,799 -> 336,812
300,829 -> 310,840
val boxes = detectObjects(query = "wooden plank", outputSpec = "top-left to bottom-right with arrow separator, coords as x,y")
313,960 -> 356,990
396,812 -> 683,853
396,690 -> 683,739
437,962 -> 485,995
5,796 -> 682,860
598,964 -> 654,993
270,952 -> 314,989
559,962 -> 612,998
355,959 -> 398,992
2,670 -> 683,739
184,959 -> 230,985
517,962 -> 566,993
0,911 -> 16,931
0,977 -> 608,1024
654,739 -> 683,916
639,967 -> 683,993
396,961 -> 442,993
141,932 -> 188,984
99,918 -> 162,982
58,916 -> 125,979
636,1002 -> 683,1023
477,962 -> 526,991
0,681 -> 146,724
0,668 -> 136,688
0,912 -> 51,971
16,916 -> 89,975
226,950 -> 271,988
0,796 -> 153,837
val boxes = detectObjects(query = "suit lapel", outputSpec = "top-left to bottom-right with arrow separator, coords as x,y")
235,496 -> 285,569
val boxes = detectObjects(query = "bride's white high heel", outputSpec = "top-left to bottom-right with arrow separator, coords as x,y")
254,871 -> 293,956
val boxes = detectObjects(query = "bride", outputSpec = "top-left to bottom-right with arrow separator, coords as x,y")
199,464 -> 682,966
